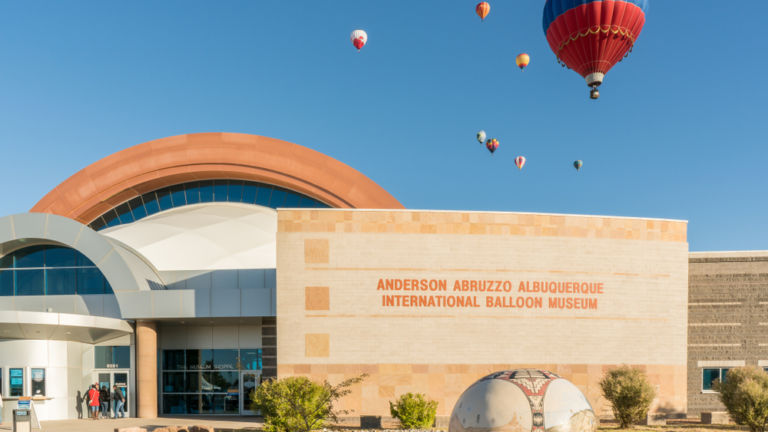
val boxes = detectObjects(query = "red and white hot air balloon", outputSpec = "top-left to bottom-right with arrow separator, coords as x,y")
350,29 -> 368,51
515,156 -> 526,170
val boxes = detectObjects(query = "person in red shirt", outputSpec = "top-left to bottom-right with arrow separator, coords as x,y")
88,384 -> 100,420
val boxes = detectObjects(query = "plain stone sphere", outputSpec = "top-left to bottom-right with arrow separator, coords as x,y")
449,369 -> 597,432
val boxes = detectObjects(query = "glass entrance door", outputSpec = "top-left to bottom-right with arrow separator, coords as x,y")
93,371 -> 130,418
240,372 -> 260,415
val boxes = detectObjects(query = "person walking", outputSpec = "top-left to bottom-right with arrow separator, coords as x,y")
99,385 -> 110,418
88,384 -> 100,420
112,385 -> 125,418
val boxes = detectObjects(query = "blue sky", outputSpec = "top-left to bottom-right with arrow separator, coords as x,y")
0,1 -> 765,251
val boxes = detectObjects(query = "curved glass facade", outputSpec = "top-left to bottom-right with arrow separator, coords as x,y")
0,245 -> 113,296
89,180 -> 330,231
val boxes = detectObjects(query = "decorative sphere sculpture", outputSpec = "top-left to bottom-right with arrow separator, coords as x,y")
449,369 -> 597,432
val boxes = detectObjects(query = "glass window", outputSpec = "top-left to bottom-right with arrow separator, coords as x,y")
228,181 -> 243,202
90,217 -> 107,231
77,268 -> 105,294
143,192 -> 160,216
270,189 -> 287,208
163,372 -> 185,393
116,203 -> 134,224
186,349 -> 212,370
199,181 -> 214,202
16,270 -> 45,295
103,211 -> 121,229
185,182 -> 201,204
163,350 -> 185,371
9,368 -> 23,396
240,349 -> 263,370
254,186 -> 273,207
14,246 -> 45,268
1,253 -> 13,268
0,270 -> 13,296
284,191 -> 302,208
170,185 -> 186,207
162,394 -> 187,414
213,349 -> 239,370
31,368 -> 45,396
186,372 -> 201,392
185,394 -> 201,414
213,181 -> 228,202
45,246 -> 77,267
157,189 -> 173,211
241,184 -> 257,204
129,197 -> 147,220
703,368 -> 730,391
95,346 -> 131,369
46,269 -> 77,295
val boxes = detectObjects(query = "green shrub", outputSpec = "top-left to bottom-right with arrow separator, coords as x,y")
252,374 -> 366,432
715,366 -> 768,432
389,392 -> 438,429
599,365 -> 656,428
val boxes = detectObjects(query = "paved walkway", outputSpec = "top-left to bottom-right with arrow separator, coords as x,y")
0,416 -> 264,432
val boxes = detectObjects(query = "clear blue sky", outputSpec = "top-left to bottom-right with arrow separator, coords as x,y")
0,1 -> 765,251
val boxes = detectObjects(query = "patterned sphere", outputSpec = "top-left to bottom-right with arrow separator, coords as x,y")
449,369 -> 597,432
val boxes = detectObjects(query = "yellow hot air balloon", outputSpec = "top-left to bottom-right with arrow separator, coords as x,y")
516,53 -> 530,71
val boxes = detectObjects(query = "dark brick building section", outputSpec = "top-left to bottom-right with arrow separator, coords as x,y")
261,316 -> 277,379
688,252 -> 768,416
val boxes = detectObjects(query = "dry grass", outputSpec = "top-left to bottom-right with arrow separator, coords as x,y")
598,419 -> 747,432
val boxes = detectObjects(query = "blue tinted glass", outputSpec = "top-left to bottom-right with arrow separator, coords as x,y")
129,197 -> 147,220
46,269 -> 77,295
77,252 -> 97,267
0,270 -> 13,295
116,203 -> 134,224
702,369 -> 719,390
185,183 -> 201,204
284,192 -> 301,208
16,270 -> 45,295
1,253 -> 13,269
199,181 -> 214,202
722,369 -> 729,383
157,189 -> 173,211
143,193 -> 160,215
91,217 -> 107,231
14,246 -> 46,268
104,279 -> 114,294
103,211 -> 121,228
170,185 -> 186,207
77,268 -> 105,294
213,181 -> 228,202
46,247 -> 77,267
228,182 -> 243,202
255,186 -> 273,207
270,189 -> 287,207
241,184 -> 257,204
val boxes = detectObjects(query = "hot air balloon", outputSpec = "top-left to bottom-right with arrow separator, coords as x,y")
515,53 -> 530,71
542,0 -> 648,99
486,138 -> 499,154
350,29 -> 368,51
574,160 -> 583,171
476,2 -> 490,21
515,156 -> 526,170
477,130 -> 487,144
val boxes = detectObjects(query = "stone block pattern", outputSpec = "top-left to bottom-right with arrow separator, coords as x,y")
277,209 -> 689,418
688,254 -> 768,416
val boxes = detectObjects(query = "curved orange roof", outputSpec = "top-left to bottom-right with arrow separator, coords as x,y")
31,133 -> 403,224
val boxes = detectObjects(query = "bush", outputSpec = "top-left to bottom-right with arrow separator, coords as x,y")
389,392 -> 438,429
599,365 -> 656,428
715,366 -> 768,432
252,374 -> 366,432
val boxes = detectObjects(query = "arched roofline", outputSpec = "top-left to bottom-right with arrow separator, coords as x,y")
31,133 -> 404,224
0,213 -> 164,314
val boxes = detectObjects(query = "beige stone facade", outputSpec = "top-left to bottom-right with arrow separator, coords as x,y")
276,209 -> 689,419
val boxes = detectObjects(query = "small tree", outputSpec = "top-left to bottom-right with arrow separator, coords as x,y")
599,365 -> 656,428
390,392 -> 438,429
253,374 -> 366,432
715,366 -> 768,432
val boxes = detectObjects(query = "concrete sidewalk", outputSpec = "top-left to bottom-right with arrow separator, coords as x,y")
0,416 -> 264,432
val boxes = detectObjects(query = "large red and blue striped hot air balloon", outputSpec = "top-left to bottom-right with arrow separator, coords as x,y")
543,0 -> 648,99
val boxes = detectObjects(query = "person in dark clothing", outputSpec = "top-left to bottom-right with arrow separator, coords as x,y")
112,385 -> 125,418
99,386 -> 110,418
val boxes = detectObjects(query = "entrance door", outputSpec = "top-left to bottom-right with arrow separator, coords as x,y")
240,372 -> 260,415
93,371 -> 130,417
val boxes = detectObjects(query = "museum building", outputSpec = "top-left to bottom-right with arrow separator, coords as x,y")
0,132 -> 749,422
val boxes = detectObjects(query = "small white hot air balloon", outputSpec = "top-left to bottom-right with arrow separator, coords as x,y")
477,130 -> 486,144
350,29 -> 368,51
